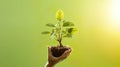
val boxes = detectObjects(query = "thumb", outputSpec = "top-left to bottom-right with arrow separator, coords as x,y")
48,46 -> 52,57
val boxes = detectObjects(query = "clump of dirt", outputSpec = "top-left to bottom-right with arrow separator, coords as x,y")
51,46 -> 68,57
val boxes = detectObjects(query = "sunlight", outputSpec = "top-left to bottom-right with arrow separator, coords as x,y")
111,0 -> 120,20
108,0 -> 120,33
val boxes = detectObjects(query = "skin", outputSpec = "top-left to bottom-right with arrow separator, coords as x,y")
46,46 -> 72,67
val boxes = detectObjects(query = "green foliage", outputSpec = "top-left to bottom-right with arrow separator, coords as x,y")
63,21 -> 74,27
50,29 -> 56,39
46,23 -> 55,27
41,31 -> 50,34
67,28 -> 77,33
63,28 -> 77,37
42,22 -> 77,37
64,33 -> 72,37
41,10 -> 77,46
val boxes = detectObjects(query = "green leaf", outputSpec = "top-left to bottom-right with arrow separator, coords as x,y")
67,28 -> 77,34
62,30 -> 66,34
63,21 -> 74,27
64,33 -> 72,38
67,28 -> 73,33
41,31 -> 50,34
50,32 -> 56,39
71,28 -> 77,33
46,23 -> 55,27
50,29 -> 55,35
50,29 -> 56,39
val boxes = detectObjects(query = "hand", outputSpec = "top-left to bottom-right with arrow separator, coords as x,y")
46,46 -> 72,67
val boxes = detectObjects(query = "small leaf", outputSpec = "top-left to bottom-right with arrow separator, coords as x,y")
50,29 -> 57,39
63,21 -> 74,27
64,33 -> 72,38
56,9 -> 64,21
41,31 -> 50,34
62,30 -> 66,34
50,29 -> 56,35
68,28 -> 73,33
56,27 -> 60,33
50,32 -> 56,39
67,28 -> 77,34
46,23 -> 55,27
71,28 -> 77,33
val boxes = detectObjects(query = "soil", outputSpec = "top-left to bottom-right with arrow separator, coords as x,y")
51,46 -> 69,57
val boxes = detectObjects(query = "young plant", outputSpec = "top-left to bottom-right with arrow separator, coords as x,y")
41,9 -> 77,57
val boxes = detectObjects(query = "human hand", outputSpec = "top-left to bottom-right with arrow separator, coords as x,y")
46,46 -> 72,67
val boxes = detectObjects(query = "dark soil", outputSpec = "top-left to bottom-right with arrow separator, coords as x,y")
51,46 -> 68,57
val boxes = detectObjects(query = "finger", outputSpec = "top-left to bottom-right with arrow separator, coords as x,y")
48,46 -> 52,56
65,48 -> 72,56
59,48 -> 72,60
63,48 -> 72,56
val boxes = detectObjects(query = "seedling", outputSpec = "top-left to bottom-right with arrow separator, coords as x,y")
41,10 -> 77,57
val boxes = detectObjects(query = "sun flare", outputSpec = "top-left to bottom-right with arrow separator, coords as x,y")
108,0 -> 120,33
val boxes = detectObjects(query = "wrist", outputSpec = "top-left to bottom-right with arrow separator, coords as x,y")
46,62 -> 54,67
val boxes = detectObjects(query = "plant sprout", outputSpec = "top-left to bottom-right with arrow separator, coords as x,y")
41,9 -> 77,47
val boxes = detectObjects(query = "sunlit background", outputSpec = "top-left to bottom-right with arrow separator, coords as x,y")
0,0 -> 120,67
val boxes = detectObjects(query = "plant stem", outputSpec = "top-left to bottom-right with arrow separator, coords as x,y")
58,39 -> 62,47
58,20 -> 63,47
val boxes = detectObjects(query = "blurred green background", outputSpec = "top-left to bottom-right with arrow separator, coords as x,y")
0,0 -> 120,67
